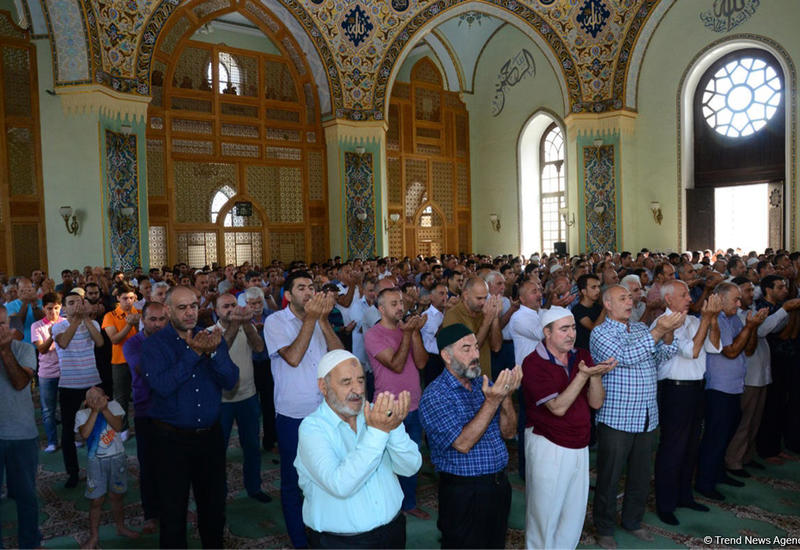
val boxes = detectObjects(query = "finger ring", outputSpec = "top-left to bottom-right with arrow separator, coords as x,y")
386,410 -> 393,417
503,384 -> 510,391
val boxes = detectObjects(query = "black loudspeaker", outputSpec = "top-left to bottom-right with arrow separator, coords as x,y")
554,242 -> 567,256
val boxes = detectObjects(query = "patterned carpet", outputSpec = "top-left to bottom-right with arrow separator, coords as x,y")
2,416 -> 799,549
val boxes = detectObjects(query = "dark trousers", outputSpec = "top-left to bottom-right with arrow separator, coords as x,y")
593,423 -> 655,536
253,358 -> 276,450
423,354 -> 444,387
134,416 -> 159,521
517,389 -> 526,480
490,340 -> 515,380
696,390 -> 741,492
655,381 -> 704,513
438,471 -> 511,549
276,413 -> 307,548
307,513 -> 405,549
59,386 -> 89,477
153,421 -> 226,549
0,438 -> 40,549
757,351 -> 793,457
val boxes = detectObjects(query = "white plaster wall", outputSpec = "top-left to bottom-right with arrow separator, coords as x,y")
632,0 -> 800,251
466,23 -> 565,256
36,39 -> 106,276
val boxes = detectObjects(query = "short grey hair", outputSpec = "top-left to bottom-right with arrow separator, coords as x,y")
620,274 -> 641,290
244,286 -> 264,300
660,279 -> 688,300
151,281 -> 169,295
482,271 -> 503,285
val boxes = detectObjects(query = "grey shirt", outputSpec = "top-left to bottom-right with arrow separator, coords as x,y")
0,340 -> 37,439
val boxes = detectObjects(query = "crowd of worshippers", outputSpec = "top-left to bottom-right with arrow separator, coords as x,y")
1,248 -> 799,550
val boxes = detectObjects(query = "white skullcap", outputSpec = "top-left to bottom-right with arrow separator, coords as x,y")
746,257 -> 759,267
540,306 -> 574,329
317,350 -> 359,379
550,264 -> 563,274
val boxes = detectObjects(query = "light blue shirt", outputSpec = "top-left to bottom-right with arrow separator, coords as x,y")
295,400 -> 422,534
705,312 -> 746,394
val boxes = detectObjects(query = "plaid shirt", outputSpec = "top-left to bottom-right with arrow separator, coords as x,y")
419,369 -> 507,476
590,318 -> 678,433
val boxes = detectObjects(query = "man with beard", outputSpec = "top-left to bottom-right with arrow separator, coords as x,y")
85,283 -> 113,396
420,324 -> 522,549
295,350 -> 421,549
264,270 -> 343,548
141,286 -> 239,548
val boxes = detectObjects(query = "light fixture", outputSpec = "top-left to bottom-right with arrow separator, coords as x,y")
650,201 -> 663,225
354,146 -> 366,155
109,205 -> 136,234
387,212 -> 401,227
489,213 -> 501,232
558,206 -> 575,227
593,204 -> 607,224
353,206 -> 368,223
593,138 -> 604,147
120,124 -> 133,135
59,205 -> 79,235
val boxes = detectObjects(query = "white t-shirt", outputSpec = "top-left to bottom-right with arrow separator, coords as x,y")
74,400 -> 126,458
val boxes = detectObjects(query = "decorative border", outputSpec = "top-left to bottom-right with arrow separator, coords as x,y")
676,34 -> 797,249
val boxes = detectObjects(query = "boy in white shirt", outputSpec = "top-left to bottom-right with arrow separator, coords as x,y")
75,386 -> 139,549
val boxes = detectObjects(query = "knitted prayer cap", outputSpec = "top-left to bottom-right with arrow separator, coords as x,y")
436,323 -> 474,352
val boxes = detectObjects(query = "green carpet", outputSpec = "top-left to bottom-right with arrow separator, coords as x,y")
2,420 -> 799,549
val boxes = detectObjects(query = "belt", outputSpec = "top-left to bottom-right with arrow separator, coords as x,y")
311,512 -> 402,538
439,469 -> 507,485
662,379 -> 704,387
502,339 -> 513,344
153,419 -> 218,435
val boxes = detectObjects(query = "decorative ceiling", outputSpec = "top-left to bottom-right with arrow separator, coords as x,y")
19,0 -> 674,119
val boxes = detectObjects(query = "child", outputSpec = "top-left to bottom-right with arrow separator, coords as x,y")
75,386 -> 139,549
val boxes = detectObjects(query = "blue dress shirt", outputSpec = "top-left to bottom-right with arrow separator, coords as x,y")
295,400 -> 421,534
590,318 -> 678,433
141,323 -> 238,429
705,312 -> 746,394
419,369 -> 507,476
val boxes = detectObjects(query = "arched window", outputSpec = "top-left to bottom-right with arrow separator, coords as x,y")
689,48 -> 785,251
209,185 -> 244,227
207,51 -> 242,94
539,123 -> 566,254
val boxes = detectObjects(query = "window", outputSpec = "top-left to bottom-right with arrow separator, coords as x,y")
701,56 -> 782,138
539,123 -> 566,254
210,185 -> 244,227
207,52 -> 241,94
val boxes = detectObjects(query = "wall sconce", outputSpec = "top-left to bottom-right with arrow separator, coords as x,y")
109,205 -> 136,234
558,206 -> 575,227
489,213 -> 501,232
354,146 -> 366,155
353,206 -> 368,224
59,205 -> 79,235
593,138 -> 604,147
387,212 -> 401,227
650,201 -> 663,225
593,204 -> 607,224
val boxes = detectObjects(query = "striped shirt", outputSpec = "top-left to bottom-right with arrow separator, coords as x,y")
590,318 -> 678,433
52,320 -> 102,389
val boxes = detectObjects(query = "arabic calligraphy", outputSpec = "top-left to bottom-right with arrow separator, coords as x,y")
576,0 -> 610,39
491,49 -> 536,117
341,5 -> 374,47
700,0 -> 760,33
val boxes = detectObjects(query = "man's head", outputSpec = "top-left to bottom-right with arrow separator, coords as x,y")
138,279 -> 152,299
602,285 -> 633,323
285,270 -> 315,312
150,281 -> 169,304
361,277 -> 378,305
244,286 -> 266,316
429,283 -> 448,310
61,269 -> 74,285
376,288 -> 404,324
447,270 -> 464,294
63,291 -> 85,318
677,262 -> 697,283
654,262 -> 676,284
116,283 -> 137,312
317,350 -> 365,419
84,283 -> 101,304
714,282 -> 741,316
462,277 -> 489,314
761,274 -> 788,303
31,270 -> 44,285
165,286 -> 199,332
577,274 -> 601,303
214,293 -> 238,324
728,257 -> 746,278
662,279 -> 691,314
193,272 -> 209,293
484,271 -> 505,297
541,307 -> 576,354
17,277 -> 36,302
437,324 -> 481,380
141,301 -> 168,336
601,264 -> 619,286
620,274 -> 643,304
41,292 -> 62,321
732,277 -> 754,308
517,279 -> 542,310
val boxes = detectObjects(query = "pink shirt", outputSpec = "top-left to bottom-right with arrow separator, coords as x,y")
364,323 -> 422,412
31,317 -> 63,379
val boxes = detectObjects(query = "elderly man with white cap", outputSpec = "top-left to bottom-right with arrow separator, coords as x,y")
294,350 -> 422,549
521,307 -> 615,550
